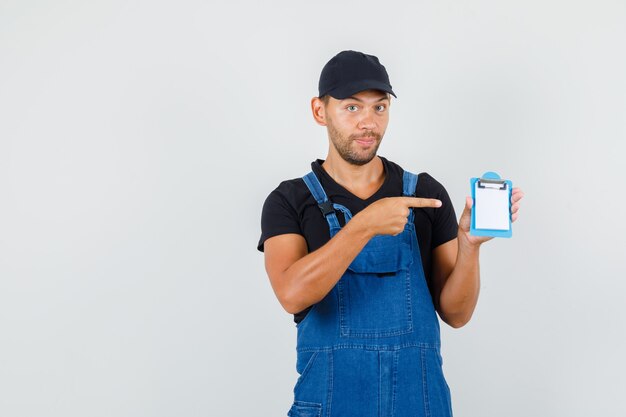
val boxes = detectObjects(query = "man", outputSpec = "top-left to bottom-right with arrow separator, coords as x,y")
257,50 -> 523,417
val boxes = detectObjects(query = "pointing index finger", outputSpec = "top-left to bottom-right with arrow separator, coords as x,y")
401,197 -> 442,208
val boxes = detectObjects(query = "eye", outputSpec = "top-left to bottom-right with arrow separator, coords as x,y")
346,105 -> 358,112
376,105 -> 386,112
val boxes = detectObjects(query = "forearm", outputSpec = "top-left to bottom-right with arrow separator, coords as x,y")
280,218 -> 372,314
438,241 -> 481,328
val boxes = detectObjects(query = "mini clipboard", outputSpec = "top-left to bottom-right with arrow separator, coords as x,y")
470,172 -> 513,238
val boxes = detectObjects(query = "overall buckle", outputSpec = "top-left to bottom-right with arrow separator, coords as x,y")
318,200 -> 335,217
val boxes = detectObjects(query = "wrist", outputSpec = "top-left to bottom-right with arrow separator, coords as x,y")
458,230 -> 481,254
347,212 -> 375,241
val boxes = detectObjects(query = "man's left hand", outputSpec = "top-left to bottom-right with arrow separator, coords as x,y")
457,187 -> 525,249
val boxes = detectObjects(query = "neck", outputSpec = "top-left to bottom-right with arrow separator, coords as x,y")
321,153 -> 385,191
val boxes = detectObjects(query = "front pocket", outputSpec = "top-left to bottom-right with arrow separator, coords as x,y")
292,350 -> 330,402
287,401 -> 322,417
338,232 -> 414,338
293,351 -> 318,394
347,234 -> 414,273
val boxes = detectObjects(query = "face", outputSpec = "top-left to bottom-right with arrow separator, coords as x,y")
317,89 -> 390,166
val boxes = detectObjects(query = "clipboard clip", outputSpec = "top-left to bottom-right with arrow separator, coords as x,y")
477,178 -> 508,190
477,171 -> 508,190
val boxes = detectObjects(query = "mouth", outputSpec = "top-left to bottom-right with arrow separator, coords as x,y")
354,137 -> 377,146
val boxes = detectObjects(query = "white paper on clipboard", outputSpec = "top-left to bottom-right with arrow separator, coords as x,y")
474,181 -> 510,231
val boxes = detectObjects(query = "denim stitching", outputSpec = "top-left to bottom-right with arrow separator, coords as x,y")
404,266 -> 414,333
293,400 -> 322,407
296,343 -> 442,352
378,351 -> 382,417
291,400 -> 322,417
326,351 -> 333,417
391,350 -> 399,417
337,276 -> 349,337
421,348 -> 431,417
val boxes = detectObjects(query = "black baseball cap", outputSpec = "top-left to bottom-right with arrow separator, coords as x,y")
318,50 -> 396,100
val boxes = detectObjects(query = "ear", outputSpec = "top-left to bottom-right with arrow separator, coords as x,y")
311,97 -> 327,126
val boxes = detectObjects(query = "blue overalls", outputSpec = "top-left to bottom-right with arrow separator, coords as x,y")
287,169 -> 453,417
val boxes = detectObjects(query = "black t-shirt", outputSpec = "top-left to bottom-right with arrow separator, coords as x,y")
257,156 -> 459,324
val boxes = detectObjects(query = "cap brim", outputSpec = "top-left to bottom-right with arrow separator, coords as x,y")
326,79 -> 397,99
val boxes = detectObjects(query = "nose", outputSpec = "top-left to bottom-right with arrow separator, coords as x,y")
357,108 -> 377,130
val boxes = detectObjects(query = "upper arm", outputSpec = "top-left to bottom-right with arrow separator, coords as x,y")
263,233 -> 308,311
430,238 -> 458,311
257,183 -> 310,312
418,173 -> 459,310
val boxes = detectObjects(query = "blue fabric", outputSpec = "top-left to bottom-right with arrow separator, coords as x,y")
292,170 -> 453,417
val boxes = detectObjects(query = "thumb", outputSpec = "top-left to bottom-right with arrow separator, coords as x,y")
458,196 -> 473,231
464,196 -> 473,214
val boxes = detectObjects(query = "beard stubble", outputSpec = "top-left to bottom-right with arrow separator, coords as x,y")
326,116 -> 383,166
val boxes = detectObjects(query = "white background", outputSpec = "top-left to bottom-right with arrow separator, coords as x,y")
1,1 -> 625,416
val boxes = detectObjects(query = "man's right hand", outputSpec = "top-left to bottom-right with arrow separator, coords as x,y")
264,196 -> 442,314
352,197 -> 442,237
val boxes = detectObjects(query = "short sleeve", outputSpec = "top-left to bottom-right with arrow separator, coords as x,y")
257,188 -> 303,252
426,174 -> 459,248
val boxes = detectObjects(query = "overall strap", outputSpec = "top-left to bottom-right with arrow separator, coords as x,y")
402,170 -> 419,223
302,171 -> 342,229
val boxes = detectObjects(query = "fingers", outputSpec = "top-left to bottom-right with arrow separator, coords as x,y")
401,197 -> 442,208
510,188 -> 523,223
511,188 -> 524,204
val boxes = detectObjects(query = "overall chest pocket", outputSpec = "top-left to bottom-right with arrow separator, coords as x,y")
337,231 -> 414,338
